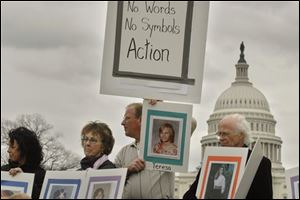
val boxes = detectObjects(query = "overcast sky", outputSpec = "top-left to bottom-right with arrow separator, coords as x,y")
1,1 -> 299,171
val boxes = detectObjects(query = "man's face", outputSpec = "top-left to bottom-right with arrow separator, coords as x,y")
217,119 -> 244,147
121,106 -> 141,141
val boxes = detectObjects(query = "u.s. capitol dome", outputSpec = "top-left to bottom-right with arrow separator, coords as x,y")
200,42 -> 286,198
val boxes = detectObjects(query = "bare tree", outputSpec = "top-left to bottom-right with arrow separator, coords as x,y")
1,114 -> 81,170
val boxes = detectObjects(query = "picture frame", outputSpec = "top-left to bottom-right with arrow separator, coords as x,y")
84,168 -> 127,199
285,167 -> 299,199
140,100 -> 192,172
100,1 -> 209,103
39,171 -> 85,199
196,147 -> 248,199
1,171 -> 34,198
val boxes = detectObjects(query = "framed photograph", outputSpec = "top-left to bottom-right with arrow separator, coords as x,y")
285,167 -> 299,199
84,168 -> 127,199
100,1 -> 209,103
140,100 -> 192,172
1,171 -> 34,198
39,171 -> 85,199
196,147 -> 248,199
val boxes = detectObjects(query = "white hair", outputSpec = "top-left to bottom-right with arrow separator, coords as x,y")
220,114 -> 251,146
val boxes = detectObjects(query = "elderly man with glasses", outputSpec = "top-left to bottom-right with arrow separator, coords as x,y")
183,114 -> 273,199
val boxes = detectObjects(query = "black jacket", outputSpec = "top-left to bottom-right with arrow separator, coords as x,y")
1,161 -> 45,199
183,150 -> 273,199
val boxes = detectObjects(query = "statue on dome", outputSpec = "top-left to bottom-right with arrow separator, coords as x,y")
238,41 -> 246,63
240,42 -> 245,54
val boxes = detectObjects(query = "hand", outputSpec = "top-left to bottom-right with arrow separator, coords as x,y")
145,99 -> 163,106
8,167 -> 23,176
127,158 -> 145,174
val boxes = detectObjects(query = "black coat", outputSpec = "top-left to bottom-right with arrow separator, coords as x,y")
1,162 -> 45,199
183,150 -> 273,199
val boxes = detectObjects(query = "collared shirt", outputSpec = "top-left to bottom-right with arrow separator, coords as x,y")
214,174 -> 225,193
115,142 -> 174,199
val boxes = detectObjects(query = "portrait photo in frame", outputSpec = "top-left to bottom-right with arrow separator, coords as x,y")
39,171 -> 85,199
204,162 -> 236,199
140,100 -> 192,172
84,168 -> 127,199
285,167 -> 299,199
196,147 -> 248,199
1,171 -> 34,198
150,117 -> 182,159
90,182 -> 112,199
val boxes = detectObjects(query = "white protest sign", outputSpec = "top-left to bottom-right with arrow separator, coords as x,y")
39,171 -> 86,199
195,146 -> 248,199
234,138 -> 264,199
83,168 -> 127,199
100,1 -> 209,103
1,171 -> 34,198
139,100 -> 192,172
285,167 -> 299,199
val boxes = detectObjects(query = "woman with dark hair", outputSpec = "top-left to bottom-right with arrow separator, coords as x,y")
1,127 -> 45,199
79,121 -> 116,170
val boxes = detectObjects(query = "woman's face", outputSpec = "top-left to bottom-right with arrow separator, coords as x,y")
220,167 -> 224,174
82,132 -> 103,157
160,127 -> 173,143
7,140 -> 22,163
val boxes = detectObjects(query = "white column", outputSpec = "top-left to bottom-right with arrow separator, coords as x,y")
266,143 -> 269,158
272,144 -> 275,162
268,143 -> 271,160
270,144 -> 273,161
274,144 -> 277,162
261,142 -> 264,156
201,145 -> 205,161
277,145 -> 280,162
278,145 -> 281,162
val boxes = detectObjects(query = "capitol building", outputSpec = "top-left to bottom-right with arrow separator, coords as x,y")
175,43 -> 287,199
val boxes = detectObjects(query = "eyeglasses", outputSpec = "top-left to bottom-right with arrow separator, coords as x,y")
81,136 -> 99,144
216,132 -> 231,137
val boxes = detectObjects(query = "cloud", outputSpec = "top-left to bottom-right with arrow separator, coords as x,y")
1,1 -> 107,49
2,46 -> 103,85
207,2 -> 299,62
